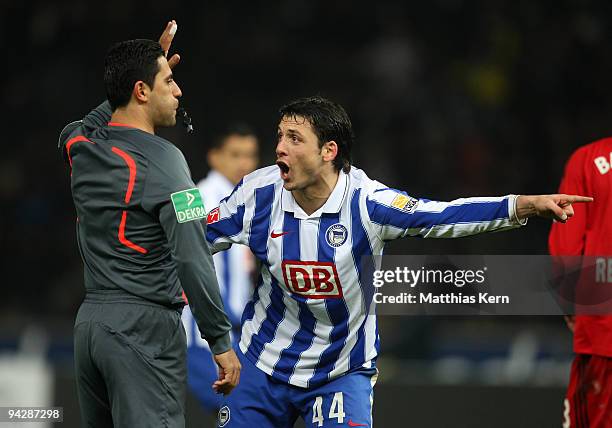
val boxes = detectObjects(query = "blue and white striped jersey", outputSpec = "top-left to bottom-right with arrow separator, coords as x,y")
182,170 -> 254,349
197,170 -> 254,328
206,165 -> 523,387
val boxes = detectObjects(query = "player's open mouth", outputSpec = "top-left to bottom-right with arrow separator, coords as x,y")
276,161 -> 290,180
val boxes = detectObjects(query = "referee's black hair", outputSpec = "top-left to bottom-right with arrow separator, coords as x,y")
104,39 -> 164,110
279,96 -> 353,173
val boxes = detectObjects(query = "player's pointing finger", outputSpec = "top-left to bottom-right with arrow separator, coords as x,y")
564,195 -> 594,203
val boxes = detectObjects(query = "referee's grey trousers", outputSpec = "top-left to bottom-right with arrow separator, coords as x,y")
74,290 -> 186,427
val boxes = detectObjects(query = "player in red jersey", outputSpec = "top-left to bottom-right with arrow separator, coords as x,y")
549,138 -> 612,428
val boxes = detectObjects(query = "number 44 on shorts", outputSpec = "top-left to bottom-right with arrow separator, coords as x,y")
312,392 -> 346,426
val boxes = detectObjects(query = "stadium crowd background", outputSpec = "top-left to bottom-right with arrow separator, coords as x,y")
1,1 -> 611,426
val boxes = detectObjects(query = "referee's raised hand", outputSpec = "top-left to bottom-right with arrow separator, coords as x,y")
159,19 -> 181,69
213,349 -> 242,395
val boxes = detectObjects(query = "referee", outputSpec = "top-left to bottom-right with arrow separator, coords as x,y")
58,21 -> 240,427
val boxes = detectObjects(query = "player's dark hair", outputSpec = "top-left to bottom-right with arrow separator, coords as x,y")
211,122 -> 257,150
104,39 -> 164,110
279,96 -> 353,173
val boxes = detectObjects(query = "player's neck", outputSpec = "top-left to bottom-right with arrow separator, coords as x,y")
111,107 -> 155,135
293,169 -> 339,215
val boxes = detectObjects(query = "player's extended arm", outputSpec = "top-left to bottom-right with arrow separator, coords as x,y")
368,189 -> 591,240
368,191 -> 524,239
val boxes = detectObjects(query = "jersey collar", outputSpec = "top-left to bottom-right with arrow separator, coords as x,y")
281,170 -> 349,219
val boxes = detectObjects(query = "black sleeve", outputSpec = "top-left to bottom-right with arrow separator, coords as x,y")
143,145 -> 232,354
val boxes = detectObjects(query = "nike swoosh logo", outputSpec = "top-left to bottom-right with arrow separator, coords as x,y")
270,231 -> 290,238
347,421 -> 368,427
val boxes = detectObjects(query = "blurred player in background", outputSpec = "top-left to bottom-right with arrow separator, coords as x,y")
206,95 -> 591,427
181,124 -> 258,412
549,138 -> 612,428
58,22 -> 240,427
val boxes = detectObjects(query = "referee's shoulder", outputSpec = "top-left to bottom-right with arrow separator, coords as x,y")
131,132 -> 186,162
133,131 -> 177,149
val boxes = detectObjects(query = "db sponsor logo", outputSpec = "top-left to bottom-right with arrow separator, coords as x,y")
207,207 -> 220,224
281,261 -> 343,299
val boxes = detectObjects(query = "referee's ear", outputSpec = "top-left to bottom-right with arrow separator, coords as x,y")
133,80 -> 151,103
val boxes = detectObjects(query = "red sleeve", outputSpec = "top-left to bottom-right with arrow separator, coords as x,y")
548,148 -> 588,256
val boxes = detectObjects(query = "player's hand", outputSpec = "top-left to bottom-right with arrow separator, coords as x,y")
564,315 -> 576,333
516,194 -> 593,223
159,20 -> 181,69
213,349 -> 241,395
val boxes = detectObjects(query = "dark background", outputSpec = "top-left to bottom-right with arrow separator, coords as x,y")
2,0 -> 610,425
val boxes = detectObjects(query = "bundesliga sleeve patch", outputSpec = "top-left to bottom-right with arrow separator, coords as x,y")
391,193 -> 419,213
170,188 -> 206,223
207,207 -> 220,224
